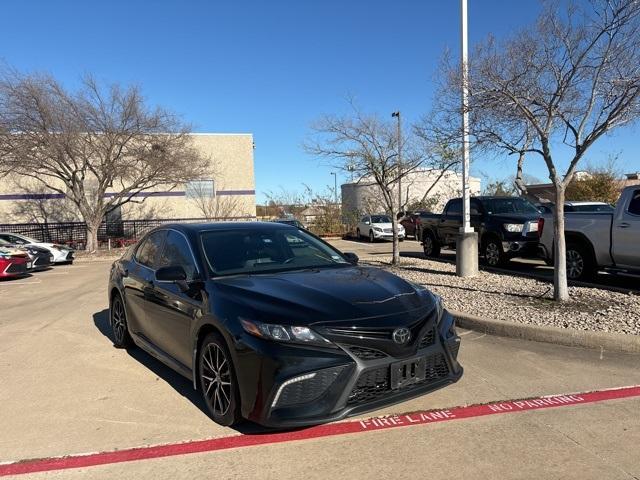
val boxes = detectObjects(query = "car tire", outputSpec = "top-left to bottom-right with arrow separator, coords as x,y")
356,228 -> 361,240
369,230 -> 375,242
483,237 -> 506,267
110,293 -> 133,349
422,231 -> 441,258
199,333 -> 241,427
566,242 -> 595,281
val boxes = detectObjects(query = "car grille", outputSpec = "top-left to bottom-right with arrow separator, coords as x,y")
6,263 -> 27,274
383,228 -> 393,234
347,353 -> 449,406
418,328 -> 436,349
34,256 -> 50,266
347,345 -> 388,360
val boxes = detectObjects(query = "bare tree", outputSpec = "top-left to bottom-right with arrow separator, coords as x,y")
305,102 -> 423,265
0,70 -> 208,251
431,0 -> 640,300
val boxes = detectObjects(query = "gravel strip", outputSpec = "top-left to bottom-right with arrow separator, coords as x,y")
366,256 -> 640,336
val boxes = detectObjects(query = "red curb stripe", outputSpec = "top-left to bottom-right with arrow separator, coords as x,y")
1,384 -> 639,477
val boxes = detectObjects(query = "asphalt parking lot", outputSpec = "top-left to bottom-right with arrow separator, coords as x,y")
1,260 -> 639,479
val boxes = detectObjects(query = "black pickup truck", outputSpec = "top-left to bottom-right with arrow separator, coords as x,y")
419,196 -> 542,266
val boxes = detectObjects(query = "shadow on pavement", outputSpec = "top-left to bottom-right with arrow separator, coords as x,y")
92,308 -> 284,435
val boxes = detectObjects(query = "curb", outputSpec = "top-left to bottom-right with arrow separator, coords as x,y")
451,310 -> 640,355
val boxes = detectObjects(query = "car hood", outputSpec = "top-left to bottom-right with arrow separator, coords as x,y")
211,265 -> 434,325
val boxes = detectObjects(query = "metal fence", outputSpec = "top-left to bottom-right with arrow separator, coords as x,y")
0,216 -> 255,250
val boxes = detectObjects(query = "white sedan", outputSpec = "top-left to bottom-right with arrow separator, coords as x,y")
356,215 -> 405,242
0,232 -> 75,264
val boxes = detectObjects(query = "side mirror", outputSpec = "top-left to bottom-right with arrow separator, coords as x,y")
156,265 -> 187,282
343,252 -> 359,265
156,265 -> 190,292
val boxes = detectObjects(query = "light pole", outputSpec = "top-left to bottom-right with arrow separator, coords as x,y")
456,0 -> 478,277
330,172 -> 338,205
391,111 -> 402,214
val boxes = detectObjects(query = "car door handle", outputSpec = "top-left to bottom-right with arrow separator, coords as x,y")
618,222 -> 630,228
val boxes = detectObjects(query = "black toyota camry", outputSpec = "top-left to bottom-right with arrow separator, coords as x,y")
108,222 -> 463,427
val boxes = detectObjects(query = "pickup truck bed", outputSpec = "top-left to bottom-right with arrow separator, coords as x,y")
539,185 -> 640,280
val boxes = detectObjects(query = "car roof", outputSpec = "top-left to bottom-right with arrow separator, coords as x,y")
154,221 -> 295,234
564,201 -> 608,206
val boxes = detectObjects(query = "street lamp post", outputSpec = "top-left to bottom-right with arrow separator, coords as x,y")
456,0 -> 478,277
391,111 -> 402,214
330,172 -> 338,205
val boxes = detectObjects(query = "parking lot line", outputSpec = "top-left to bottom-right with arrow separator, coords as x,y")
1,384 -> 638,477
0,279 -> 41,286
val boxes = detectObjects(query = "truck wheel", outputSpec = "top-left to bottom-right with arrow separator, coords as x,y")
566,243 -> 595,281
422,231 -> 441,258
483,238 -> 506,267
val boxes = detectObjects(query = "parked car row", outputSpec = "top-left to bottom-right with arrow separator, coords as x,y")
394,187 -> 640,281
0,232 -> 75,279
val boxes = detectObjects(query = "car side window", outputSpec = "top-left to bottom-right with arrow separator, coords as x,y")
628,190 -> 640,216
470,200 -> 481,215
135,231 -> 165,269
158,230 -> 198,280
446,200 -> 462,215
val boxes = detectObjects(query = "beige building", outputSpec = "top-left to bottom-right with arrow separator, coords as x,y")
341,169 -> 481,217
0,133 -> 256,223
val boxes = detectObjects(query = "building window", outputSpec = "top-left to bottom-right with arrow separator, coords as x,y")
185,179 -> 215,199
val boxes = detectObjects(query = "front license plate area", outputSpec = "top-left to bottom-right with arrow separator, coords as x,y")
390,357 -> 426,390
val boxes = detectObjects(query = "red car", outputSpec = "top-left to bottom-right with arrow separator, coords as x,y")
0,247 -> 30,278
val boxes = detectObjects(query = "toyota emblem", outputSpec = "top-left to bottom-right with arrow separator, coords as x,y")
392,327 -> 411,345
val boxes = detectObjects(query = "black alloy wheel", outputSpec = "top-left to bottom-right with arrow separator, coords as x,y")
422,231 -> 441,258
566,243 -> 595,280
199,333 -> 240,426
483,238 -> 506,267
110,293 -> 133,348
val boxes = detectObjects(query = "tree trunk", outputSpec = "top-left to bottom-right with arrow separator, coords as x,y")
85,218 -> 102,252
391,209 -> 400,265
553,184 -> 569,301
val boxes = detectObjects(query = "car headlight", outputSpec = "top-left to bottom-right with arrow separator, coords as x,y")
240,318 -> 334,347
503,223 -> 524,233
373,227 -> 382,232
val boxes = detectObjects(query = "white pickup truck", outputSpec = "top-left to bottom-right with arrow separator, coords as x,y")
539,185 -> 640,280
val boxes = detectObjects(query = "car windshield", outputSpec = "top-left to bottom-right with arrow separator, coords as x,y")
200,227 -> 349,276
370,215 -> 391,223
484,198 -> 539,215
17,234 -> 38,243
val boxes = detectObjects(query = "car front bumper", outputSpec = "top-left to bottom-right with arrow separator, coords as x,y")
51,249 -> 75,263
233,311 -> 463,428
501,240 -> 540,259
373,231 -> 405,240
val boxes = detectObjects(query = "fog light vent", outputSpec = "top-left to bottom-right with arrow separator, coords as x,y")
272,366 -> 346,408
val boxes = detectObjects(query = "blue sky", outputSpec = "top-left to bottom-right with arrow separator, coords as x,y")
1,0 -> 638,202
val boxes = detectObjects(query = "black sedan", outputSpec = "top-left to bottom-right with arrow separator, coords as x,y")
108,222 -> 463,427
